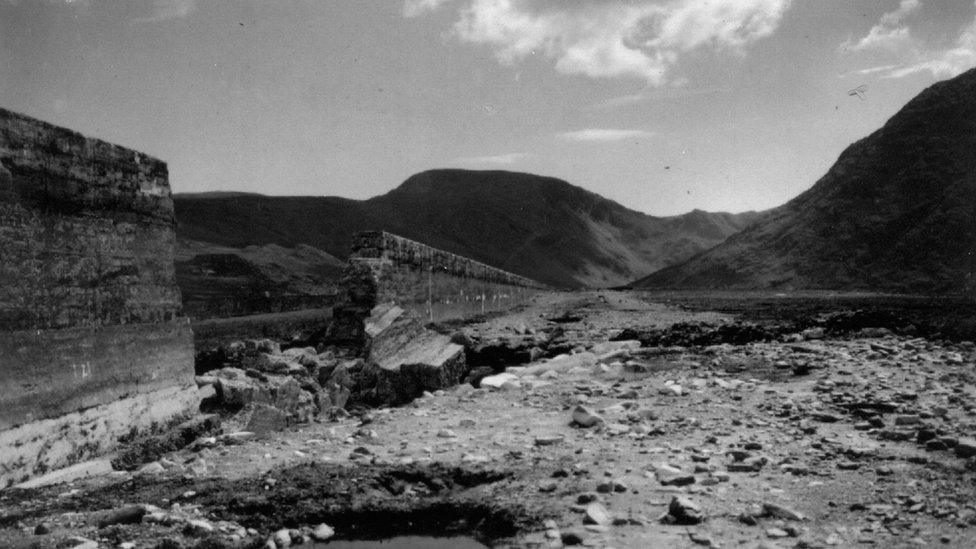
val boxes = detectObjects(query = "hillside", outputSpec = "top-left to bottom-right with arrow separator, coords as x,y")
174,240 -> 344,319
175,170 -> 761,288
634,68 -> 976,295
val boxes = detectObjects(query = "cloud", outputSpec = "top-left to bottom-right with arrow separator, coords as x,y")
884,24 -> 976,78
849,2 -> 976,80
403,0 -> 456,17
455,152 -> 530,164
841,0 -> 921,52
557,129 -> 655,142
407,0 -> 791,85
132,0 -> 198,23
847,64 -> 899,76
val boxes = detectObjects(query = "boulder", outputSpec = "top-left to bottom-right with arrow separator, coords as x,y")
352,305 -> 468,405
480,372 -> 520,390
243,404 -> 289,435
363,329 -> 466,405
215,371 -> 303,412
518,352 -> 597,377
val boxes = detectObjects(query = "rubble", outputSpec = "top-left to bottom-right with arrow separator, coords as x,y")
4,291 -> 975,548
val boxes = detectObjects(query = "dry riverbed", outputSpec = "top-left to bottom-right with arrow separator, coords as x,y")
2,292 -> 975,549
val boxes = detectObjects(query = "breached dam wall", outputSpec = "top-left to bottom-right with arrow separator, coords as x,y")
329,231 -> 548,346
0,108 -> 197,486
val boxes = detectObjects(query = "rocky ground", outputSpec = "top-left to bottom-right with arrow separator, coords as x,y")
2,291 -> 976,549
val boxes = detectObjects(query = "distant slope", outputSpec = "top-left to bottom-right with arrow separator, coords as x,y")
175,240 -> 343,319
176,170 -> 760,288
634,68 -> 976,294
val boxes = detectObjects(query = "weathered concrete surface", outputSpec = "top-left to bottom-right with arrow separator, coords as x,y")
0,108 -> 196,486
343,231 -> 546,325
327,231 -> 548,350
0,385 -> 198,486
324,233 -> 547,404
359,304 -> 466,405
0,323 -> 193,431
6,293 -> 976,549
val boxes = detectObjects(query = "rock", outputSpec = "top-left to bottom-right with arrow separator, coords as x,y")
660,383 -> 684,396
244,404 -> 289,435
184,519 -> 215,537
561,529 -> 586,546
520,352 -> 597,377
97,505 -> 146,527
60,538 -> 99,549
955,438 -> 976,458
576,492 -> 600,504
362,313 -> 467,405
658,472 -> 696,486
894,414 -> 921,425
215,369 -> 304,412
136,461 -> 165,476
437,429 -> 457,438
762,502 -> 805,521
480,372 -> 520,390
591,340 -> 642,357
572,405 -> 605,428
34,522 -> 52,535
583,502 -> 612,526
802,327 -> 825,340
689,532 -> 716,546
310,523 -> 335,541
667,496 -> 704,525
596,479 -> 627,493
271,528 -> 292,548
728,456 -> 767,472
535,435 -> 565,446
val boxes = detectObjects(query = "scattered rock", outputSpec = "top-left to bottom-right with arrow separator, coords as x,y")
310,523 -> 335,541
583,502 -> 612,526
666,496 -> 704,525
572,405 -> 605,428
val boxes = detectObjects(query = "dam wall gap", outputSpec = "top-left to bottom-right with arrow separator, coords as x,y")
0,108 -> 197,487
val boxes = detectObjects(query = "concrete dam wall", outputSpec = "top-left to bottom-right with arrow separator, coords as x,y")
0,108 -> 197,487
350,231 -> 547,320
329,230 -> 547,347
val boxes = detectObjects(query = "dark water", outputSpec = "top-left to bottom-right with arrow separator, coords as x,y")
312,536 -> 488,549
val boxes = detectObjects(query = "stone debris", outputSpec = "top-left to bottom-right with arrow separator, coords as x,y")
666,496 -> 704,525
5,291 -> 976,549
583,502 -> 613,526
571,405 -> 605,428
310,523 -> 335,541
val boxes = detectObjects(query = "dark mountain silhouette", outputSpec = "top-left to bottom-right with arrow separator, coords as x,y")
175,169 -> 760,288
633,68 -> 976,294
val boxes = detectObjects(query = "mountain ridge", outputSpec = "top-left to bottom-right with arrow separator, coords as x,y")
175,169 -> 762,288
633,68 -> 976,294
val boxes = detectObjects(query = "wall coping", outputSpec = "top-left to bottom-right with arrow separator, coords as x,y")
351,231 -> 549,290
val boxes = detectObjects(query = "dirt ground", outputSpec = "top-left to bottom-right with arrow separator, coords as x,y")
3,291 -> 976,549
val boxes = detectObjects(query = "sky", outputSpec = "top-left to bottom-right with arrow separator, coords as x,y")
1,0 -> 975,216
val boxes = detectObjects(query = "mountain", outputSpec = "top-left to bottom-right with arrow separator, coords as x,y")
174,240 -> 344,319
175,170 -> 761,289
633,68 -> 976,294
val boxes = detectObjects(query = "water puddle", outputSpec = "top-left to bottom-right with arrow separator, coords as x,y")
313,536 -> 488,548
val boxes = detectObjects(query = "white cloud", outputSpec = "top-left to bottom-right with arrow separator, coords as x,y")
841,0 -> 921,52
407,0 -> 791,85
403,0 -> 456,18
132,0 -> 199,23
843,1 -> 976,80
558,129 -> 655,142
848,64 -> 899,76
884,24 -> 976,78
455,152 -> 530,164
